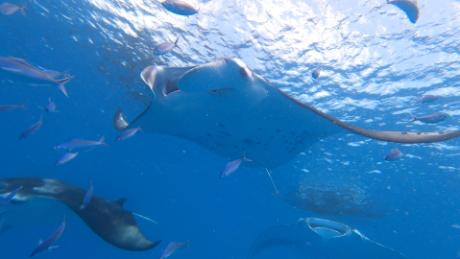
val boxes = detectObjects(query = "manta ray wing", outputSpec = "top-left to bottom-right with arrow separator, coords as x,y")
0,177 -> 159,251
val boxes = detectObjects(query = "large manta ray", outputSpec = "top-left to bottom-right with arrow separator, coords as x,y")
0,177 -> 159,251
116,58 -> 460,168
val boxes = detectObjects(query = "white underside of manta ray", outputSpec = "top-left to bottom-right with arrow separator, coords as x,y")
114,58 -> 460,168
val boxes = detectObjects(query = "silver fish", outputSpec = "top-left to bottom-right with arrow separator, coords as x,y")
220,158 -> 243,178
384,148 -> 402,161
0,104 -> 26,112
411,112 -> 449,124
0,2 -> 25,16
161,0 -> 198,16
416,94 -> 439,104
155,38 -> 179,55
117,127 -> 142,141
54,136 -> 106,151
29,218 -> 66,257
160,241 -> 189,259
18,116 -> 43,140
56,152 -> 79,165
0,57 -> 72,97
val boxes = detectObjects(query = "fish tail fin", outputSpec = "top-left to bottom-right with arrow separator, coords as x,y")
56,76 -> 73,97
98,136 -> 106,145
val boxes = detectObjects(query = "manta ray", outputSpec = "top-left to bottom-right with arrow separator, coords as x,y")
0,177 -> 159,251
250,217 -> 406,258
115,58 -> 460,168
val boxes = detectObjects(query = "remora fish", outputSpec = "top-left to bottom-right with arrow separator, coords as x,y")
0,57 -> 72,97
0,2 -> 26,16
54,136 -> 106,151
29,218 -> 66,257
0,177 -> 160,251
161,0 -> 198,16
115,58 -> 460,169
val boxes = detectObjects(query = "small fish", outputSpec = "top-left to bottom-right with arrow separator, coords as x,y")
416,94 -> 439,104
117,127 -> 142,141
0,104 -> 26,112
80,180 -> 94,210
155,38 -> 179,55
411,112 -> 449,124
387,0 -> 419,24
311,68 -> 321,80
160,241 -> 189,259
43,98 -> 57,113
220,158 -> 243,178
56,152 -> 79,166
0,57 -> 72,97
0,185 -> 23,204
19,116 -> 43,140
161,0 -> 198,16
385,148 -> 402,161
29,218 -> 66,257
0,2 -> 25,16
54,136 -> 106,151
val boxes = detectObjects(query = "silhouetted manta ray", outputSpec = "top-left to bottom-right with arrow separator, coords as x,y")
250,218 -> 406,259
0,177 -> 160,251
115,58 -> 460,168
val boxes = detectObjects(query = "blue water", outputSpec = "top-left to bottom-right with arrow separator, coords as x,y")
1,0 -> 460,258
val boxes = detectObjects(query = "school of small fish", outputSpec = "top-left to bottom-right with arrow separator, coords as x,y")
0,0 -> 447,258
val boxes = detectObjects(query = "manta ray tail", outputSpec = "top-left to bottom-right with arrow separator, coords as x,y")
0,177 -> 160,251
113,103 -> 152,131
279,90 -> 460,144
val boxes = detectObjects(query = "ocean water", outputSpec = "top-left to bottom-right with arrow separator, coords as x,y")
1,0 -> 460,258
